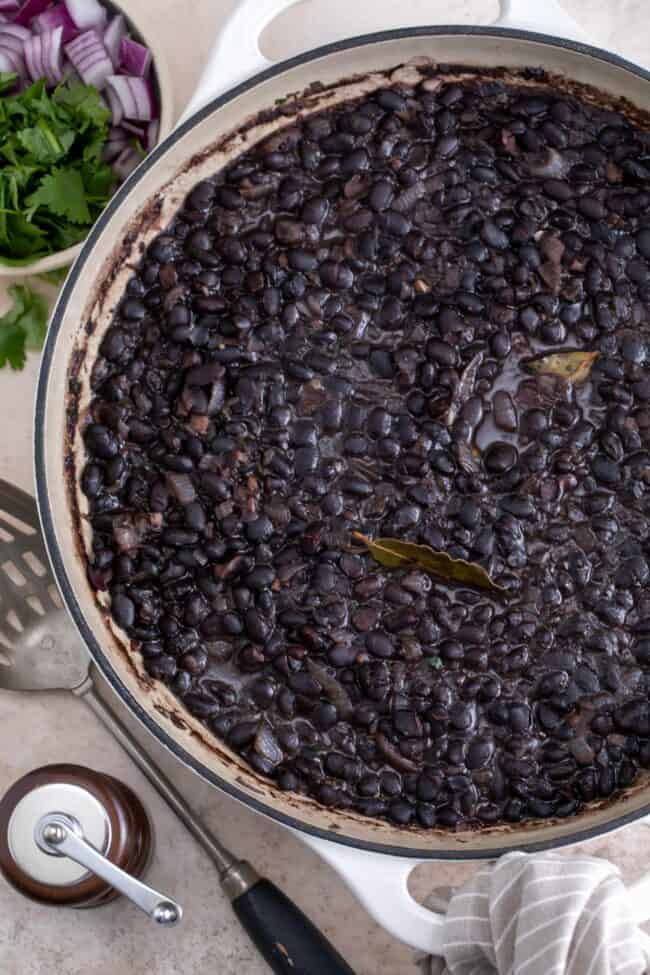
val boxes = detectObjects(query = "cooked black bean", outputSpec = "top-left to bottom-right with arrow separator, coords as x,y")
111,593 -> 135,629
79,71 -> 650,834
84,424 -> 119,460
484,442 -> 518,474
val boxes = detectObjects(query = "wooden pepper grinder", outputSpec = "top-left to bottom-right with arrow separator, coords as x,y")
0,764 -> 181,923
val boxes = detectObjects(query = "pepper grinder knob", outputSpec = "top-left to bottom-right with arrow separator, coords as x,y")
0,764 -> 181,923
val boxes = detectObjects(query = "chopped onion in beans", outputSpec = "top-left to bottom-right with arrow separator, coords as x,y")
65,28 -> 111,87
166,473 -> 197,505
0,0 -> 159,185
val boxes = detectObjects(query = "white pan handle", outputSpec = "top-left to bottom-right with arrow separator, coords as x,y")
181,0 -> 593,128
178,0 -> 306,125
299,833 -> 445,955
492,0 -> 591,43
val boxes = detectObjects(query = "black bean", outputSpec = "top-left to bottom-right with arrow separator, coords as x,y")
591,455 -> 620,485
426,339 -> 457,366
81,75 -> 650,834
111,593 -> 135,628
481,220 -> 509,250
84,424 -> 119,459
245,566 -> 276,590
376,89 -> 406,112
366,631 -> 395,659
484,442 -> 518,474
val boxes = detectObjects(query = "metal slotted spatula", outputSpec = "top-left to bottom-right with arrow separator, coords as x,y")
0,480 -> 88,693
0,479 -> 355,975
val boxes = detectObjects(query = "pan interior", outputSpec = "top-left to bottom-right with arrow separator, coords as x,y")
36,27 -> 650,858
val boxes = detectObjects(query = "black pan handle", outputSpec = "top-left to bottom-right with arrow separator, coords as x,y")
231,876 -> 357,975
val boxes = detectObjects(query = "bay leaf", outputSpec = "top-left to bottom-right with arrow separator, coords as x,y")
445,351 -> 484,428
526,349 -> 599,384
352,532 -> 507,595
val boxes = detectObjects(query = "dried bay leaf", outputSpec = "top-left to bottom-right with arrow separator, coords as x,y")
352,532 -> 507,595
526,349 -> 599,384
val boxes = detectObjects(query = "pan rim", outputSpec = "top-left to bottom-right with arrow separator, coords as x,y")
34,22 -> 650,860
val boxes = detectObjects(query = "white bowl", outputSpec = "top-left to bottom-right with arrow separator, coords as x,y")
0,2 -> 174,278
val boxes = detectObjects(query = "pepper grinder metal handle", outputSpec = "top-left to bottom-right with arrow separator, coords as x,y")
0,764 -> 182,921
35,812 -> 181,925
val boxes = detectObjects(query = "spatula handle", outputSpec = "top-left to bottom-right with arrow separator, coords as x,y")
232,876 -> 357,975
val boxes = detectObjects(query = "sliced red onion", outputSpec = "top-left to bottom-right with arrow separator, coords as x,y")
0,14 -> 8,22
65,28 -> 111,87
44,26 -> 64,84
101,124 -> 127,162
146,118 -> 159,150
60,56 -> 77,80
105,73 -> 155,122
33,4 -> 79,43
0,0 -> 20,12
23,34 -> 42,82
112,145 -> 141,181
14,0 -> 49,26
0,24 -> 32,37
119,36 -> 150,77
0,23 -> 30,42
24,27 -> 63,85
0,45 -> 24,75
0,27 -> 28,55
102,12 -> 125,67
120,118 -> 145,137
64,0 -> 106,30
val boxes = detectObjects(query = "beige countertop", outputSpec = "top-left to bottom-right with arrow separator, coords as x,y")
2,2 -> 650,973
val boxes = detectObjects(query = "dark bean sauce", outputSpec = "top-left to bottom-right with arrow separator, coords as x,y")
81,75 -> 650,829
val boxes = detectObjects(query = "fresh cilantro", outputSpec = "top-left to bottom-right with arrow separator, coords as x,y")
0,78 -> 116,264
0,73 -> 17,95
0,284 -> 49,369
27,169 -> 91,224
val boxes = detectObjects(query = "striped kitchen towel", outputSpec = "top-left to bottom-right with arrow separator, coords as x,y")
419,851 -> 648,975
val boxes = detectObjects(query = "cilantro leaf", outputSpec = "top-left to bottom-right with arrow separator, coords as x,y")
2,212 -> 48,260
0,283 -> 49,369
18,123 -> 75,165
0,320 -> 26,369
54,80 -> 111,128
0,77 -> 116,264
26,168 -> 91,224
0,73 -> 17,95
